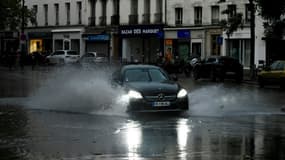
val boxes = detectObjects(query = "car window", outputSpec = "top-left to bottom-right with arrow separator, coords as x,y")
206,58 -> 217,63
96,53 -> 106,57
149,69 -> 168,82
276,62 -> 285,70
124,69 -> 150,82
53,51 -> 64,55
67,51 -> 79,55
84,53 -> 95,57
270,61 -> 280,70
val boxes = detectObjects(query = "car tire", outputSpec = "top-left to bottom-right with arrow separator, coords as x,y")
258,76 -> 264,88
280,78 -> 285,89
210,69 -> 216,82
192,69 -> 199,80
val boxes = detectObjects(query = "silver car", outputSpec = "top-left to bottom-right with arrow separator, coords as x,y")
47,50 -> 80,65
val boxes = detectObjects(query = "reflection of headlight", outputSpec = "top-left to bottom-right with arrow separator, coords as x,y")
177,89 -> 188,98
128,90 -> 143,99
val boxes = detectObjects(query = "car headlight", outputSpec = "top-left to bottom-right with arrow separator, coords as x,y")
128,90 -> 143,99
177,89 -> 188,98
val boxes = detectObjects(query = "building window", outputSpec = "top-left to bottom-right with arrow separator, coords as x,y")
66,3 -> 70,25
32,5 -> 38,26
194,7 -> 202,25
129,0 -> 138,24
211,6 -> 219,24
143,0 -> 150,24
44,4 -> 48,26
175,8 -> 183,25
131,0 -> 138,15
54,4 -> 59,25
245,4 -> 250,23
228,5 -> 236,19
77,2 -> 82,24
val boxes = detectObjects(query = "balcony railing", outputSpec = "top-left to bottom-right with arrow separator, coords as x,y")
88,16 -> 96,26
194,19 -> 202,25
154,13 -> 162,24
142,13 -> 150,24
211,18 -> 219,25
129,14 -> 138,25
99,16 -> 106,26
111,15 -> 119,25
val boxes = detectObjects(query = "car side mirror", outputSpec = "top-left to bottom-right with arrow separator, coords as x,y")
170,75 -> 178,81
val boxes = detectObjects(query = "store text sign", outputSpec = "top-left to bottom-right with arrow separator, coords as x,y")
120,28 -> 160,35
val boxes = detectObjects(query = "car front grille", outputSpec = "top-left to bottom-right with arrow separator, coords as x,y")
144,95 -> 177,102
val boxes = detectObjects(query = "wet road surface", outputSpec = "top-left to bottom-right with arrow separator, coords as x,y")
0,67 -> 285,160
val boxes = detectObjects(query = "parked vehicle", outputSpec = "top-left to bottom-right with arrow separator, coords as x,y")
77,52 -> 108,69
46,50 -> 80,65
192,56 -> 243,82
111,64 -> 189,112
257,60 -> 285,88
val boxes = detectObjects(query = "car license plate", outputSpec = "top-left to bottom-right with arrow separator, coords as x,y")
153,101 -> 170,107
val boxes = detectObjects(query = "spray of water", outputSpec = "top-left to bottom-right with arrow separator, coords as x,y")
25,66 -> 128,116
188,84 -> 260,117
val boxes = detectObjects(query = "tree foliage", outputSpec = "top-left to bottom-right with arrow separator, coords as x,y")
256,0 -> 285,38
0,0 -> 35,31
220,9 -> 244,39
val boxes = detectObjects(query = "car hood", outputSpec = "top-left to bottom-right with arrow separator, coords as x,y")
124,81 -> 180,95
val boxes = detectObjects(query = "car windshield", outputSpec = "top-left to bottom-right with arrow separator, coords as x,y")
96,53 -> 106,57
52,51 -> 64,55
84,53 -> 95,57
67,51 -> 79,55
124,68 -> 168,82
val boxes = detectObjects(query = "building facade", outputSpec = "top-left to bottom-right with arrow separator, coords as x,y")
165,0 -> 266,69
23,0 -> 278,68
24,0 -> 166,63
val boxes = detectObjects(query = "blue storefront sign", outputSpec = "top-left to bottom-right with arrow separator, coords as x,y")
83,34 -> 110,41
177,30 -> 191,38
119,25 -> 164,38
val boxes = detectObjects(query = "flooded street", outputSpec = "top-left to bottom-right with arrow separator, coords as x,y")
0,67 -> 285,160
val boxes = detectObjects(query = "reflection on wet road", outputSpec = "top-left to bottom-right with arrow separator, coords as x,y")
1,68 -> 285,159
1,105 -> 285,160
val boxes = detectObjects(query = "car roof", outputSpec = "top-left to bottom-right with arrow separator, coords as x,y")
122,64 -> 161,70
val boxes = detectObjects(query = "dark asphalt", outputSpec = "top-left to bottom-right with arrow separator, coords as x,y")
0,65 -> 285,160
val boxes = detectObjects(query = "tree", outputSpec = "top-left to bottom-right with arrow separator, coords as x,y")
0,0 -> 35,31
219,6 -> 244,58
256,0 -> 285,38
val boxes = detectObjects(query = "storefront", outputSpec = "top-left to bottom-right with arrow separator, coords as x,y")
0,32 -> 19,55
164,29 -> 191,61
52,29 -> 83,55
28,32 -> 52,54
82,34 -> 110,57
119,25 -> 164,64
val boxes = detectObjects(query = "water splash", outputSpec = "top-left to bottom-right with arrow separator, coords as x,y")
24,66 -> 128,116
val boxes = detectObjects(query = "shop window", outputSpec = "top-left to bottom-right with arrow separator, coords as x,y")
30,39 -> 43,53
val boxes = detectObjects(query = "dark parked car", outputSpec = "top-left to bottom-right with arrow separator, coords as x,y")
111,64 -> 189,112
192,56 -> 243,82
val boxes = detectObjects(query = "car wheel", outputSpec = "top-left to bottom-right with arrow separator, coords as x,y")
258,76 -> 264,88
280,78 -> 285,89
235,73 -> 243,83
192,69 -> 199,80
210,70 -> 216,82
